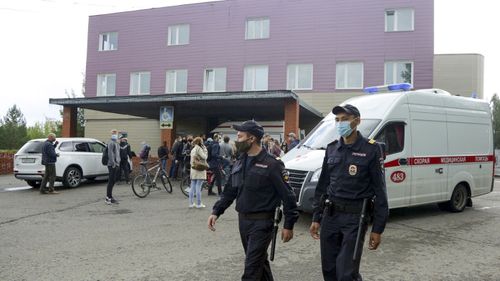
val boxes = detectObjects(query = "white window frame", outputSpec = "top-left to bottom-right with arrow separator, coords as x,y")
287,64 -> 313,90
129,72 -> 151,95
245,17 -> 270,40
335,62 -> 364,90
203,68 -> 227,92
243,65 -> 269,91
98,32 -> 118,51
165,69 -> 188,94
384,61 -> 414,85
168,24 -> 190,46
385,8 -> 415,32
96,73 -> 116,96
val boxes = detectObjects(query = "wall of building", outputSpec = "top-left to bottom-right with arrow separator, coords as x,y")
433,54 -> 484,99
86,0 -> 434,97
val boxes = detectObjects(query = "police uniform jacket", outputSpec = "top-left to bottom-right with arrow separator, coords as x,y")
312,132 -> 389,234
212,148 -> 299,230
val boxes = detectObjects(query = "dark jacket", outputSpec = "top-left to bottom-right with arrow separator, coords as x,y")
312,132 -> 389,234
208,142 -> 223,168
120,142 -> 131,163
157,145 -> 169,160
41,140 -> 58,165
212,148 -> 299,230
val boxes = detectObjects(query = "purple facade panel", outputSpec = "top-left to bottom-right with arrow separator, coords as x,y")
85,0 -> 434,97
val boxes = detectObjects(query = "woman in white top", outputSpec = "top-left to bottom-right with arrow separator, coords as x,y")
189,137 -> 208,208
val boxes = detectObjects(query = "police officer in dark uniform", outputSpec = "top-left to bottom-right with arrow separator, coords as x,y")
309,104 -> 389,281
207,120 -> 299,281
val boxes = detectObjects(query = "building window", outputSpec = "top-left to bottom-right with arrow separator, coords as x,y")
166,69 -> 188,93
287,64 -> 313,90
244,65 -> 268,91
96,74 -> 116,96
130,72 -> 151,95
336,62 -> 363,89
98,32 -> 118,51
385,61 -> 413,85
204,68 -> 227,92
168,24 -> 190,46
245,17 -> 270,40
385,9 -> 414,32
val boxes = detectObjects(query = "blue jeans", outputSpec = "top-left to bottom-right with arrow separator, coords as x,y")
160,159 -> 167,175
189,179 -> 204,206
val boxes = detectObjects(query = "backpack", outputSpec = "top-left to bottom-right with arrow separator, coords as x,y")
140,145 -> 151,160
101,145 -> 108,166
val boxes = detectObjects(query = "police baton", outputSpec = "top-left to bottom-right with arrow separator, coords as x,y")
270,205 -> 283,261
353,198 -> 369,261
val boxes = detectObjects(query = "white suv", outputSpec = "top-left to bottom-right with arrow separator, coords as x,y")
14,138 -> 109,188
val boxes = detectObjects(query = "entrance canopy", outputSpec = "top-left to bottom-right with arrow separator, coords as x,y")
50,90 -> 322,121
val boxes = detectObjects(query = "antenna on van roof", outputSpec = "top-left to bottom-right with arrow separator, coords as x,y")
363,83 -> 413,94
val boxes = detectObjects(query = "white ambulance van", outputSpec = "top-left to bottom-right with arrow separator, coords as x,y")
283,84 -> 494,213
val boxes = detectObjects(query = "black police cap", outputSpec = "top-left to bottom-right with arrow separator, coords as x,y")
232,120 -> 265,139
331,104 -> 360,117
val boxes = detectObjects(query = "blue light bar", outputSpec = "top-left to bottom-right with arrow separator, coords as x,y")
363,83 -> 413,94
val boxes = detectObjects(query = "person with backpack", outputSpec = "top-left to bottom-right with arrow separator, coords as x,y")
189,137 -> 208,208
117,137 -> 132,184
139,141 -> 151,176
105,129 -> 121,205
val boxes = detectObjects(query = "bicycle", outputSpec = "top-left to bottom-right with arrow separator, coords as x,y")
131,160 -> 173,198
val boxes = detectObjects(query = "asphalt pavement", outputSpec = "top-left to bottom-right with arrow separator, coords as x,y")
1,175 -> 500,281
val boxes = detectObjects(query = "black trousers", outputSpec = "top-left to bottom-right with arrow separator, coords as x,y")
238,216 -> 274,281
208,166 -> 223,194
40,164 -> 56,192
116,160 -> 130,182
107,166 -> 119,198
320,212 -> 368,281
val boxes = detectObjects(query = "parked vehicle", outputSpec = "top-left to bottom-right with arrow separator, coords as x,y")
283,84 -> 495,213
14,138 -> 111,188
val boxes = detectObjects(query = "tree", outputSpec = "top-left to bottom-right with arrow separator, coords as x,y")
27,122 -> 48,140
0,105 -> 28,149
491,93 -> 500,149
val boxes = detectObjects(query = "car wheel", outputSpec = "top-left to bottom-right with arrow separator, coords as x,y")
439,184 -> 468,213
26,180 -> 40,188
63,167 -> 82,188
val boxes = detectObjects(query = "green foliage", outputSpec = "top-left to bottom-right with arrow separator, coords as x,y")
27,122 -> 49,140
55,89 -> 85,137
491,93 -> 500,149
0,105 -> 28,150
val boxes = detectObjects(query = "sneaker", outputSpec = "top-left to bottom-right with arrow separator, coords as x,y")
40,190 -> 49,195
48,190 -> 60,194
105,197 -> 112,205
196,204 -> 206,209
189,204 -> 195,208
110,198 -> 119,204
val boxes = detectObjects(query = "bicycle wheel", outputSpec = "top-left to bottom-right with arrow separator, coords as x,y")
180,175 -> 190,197
131,174 -> 151,198
160,174 -> 173,193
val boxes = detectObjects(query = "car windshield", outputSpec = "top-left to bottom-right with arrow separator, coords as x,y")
301,119 -> 381,150
18,141 -> 44,154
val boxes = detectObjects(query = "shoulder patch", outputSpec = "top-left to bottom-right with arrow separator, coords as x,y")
368,139 -> 376,145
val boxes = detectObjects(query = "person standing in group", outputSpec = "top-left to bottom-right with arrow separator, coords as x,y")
106,129 -> 121,205
139,141 -> 151,176
157,141 -> 169,175
309,104 -> 389,281
207,120 -> 299,281
287,132 -> 300,151
40,133 -> 59,194
117,136 -> 132,184
189,137 -> 208,208
269,138 -> 283,158
261,133 -> 271,154
181,136 -> 194,176
169,136 -> 183,180
219,135 -> 235,186
207,134 -> 223,196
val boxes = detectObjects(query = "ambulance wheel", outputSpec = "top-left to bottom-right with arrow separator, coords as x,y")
440,184 -> 468,212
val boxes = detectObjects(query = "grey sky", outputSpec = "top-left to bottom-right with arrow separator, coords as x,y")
0,0 -> 498,125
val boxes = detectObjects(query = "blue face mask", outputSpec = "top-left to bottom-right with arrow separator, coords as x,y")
111,134 -> 118,141
336,120 -> 354,138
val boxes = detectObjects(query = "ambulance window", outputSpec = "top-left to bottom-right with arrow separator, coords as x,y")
375,122 -> 405,155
